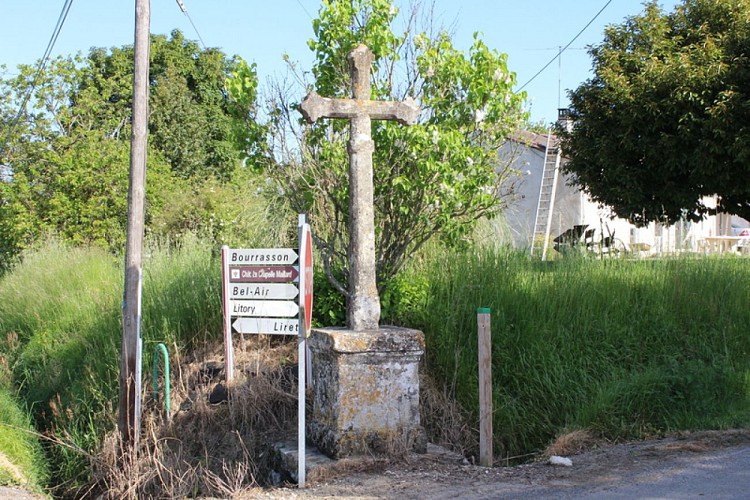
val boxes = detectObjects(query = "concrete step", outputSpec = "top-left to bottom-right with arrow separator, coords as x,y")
271,440 -> 335,485
271,440 -> 469,486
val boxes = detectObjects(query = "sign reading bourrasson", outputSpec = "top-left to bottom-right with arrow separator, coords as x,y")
228,248 -> 297,263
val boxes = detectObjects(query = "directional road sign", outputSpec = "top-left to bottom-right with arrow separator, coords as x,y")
232,317 -> 300,335
225,248 -> 298,264
229,283 -> 299,300
230,300 -> 299,318
229,265 -> 299,283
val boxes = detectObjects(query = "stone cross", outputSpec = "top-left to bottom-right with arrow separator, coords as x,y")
300,44 -> 419,331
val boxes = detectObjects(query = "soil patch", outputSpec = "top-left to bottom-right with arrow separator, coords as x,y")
238,429 -> 750,499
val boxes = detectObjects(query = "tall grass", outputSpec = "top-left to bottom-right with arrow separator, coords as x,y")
3,232 -> 750,491
0,387 -> 47,489
0,235 -> 234,492
0,188 -> 294,493
406,248 -> 750,459
0,240 -> 124,489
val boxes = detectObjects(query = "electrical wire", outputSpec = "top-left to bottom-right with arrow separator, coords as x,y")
516,0 -> 612,92
175,0 -> 206,48
294,0 -> 314,20
1,0 -> 75,158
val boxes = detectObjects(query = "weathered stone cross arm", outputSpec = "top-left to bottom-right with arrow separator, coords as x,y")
300,91 -> 419,126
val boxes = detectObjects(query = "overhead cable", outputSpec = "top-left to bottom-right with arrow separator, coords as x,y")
516,0 -> 612,93
294,0 -> 314,20
1,0 -> 75,157
175,0 -> 206,48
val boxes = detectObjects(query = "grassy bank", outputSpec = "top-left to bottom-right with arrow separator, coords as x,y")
0,237 -> 235,493
408,248 -> 750,459
2,237 -> 750,492
0,387 -> 47,489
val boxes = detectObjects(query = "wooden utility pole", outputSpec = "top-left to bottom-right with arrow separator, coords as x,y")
119,0 -> 150,447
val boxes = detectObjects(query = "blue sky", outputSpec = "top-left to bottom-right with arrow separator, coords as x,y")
0,0 -> 679,124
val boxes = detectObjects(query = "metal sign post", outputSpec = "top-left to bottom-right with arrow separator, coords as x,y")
297,214 -> 313,487
220,215 -> 314,487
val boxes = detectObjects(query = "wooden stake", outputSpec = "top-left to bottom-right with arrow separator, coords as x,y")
477,307 -> 493,467
119,0 -> 150,448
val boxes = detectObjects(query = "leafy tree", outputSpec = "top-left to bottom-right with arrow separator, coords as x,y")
0,56 -> 175,268
561,0 -> 750,225
83,30 -> 268,179
0,32 -> 268,268
270,0 -> 526,297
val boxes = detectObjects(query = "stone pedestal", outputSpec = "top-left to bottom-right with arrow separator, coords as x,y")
307,326 -> 426,458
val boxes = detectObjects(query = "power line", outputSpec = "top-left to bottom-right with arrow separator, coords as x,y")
175,0 -> 206,48
516,0 -> 612,93
1,0 -> 75,157
294,0 -> 314,20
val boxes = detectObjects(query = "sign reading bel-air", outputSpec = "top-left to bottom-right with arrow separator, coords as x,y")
230,283 -> 299,300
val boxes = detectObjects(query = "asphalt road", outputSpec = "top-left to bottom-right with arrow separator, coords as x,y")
505,444 -> 750,499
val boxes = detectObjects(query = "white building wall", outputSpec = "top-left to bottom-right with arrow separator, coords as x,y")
499,137 -> 749,255
500,140 -> 584,249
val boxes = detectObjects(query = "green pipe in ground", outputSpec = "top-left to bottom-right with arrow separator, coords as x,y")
152,343 -> 171,418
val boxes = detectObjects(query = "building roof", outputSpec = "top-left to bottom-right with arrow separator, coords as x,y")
507,130 -> 560,152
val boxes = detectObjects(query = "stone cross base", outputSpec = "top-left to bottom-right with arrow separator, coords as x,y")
307,326 -> 427,459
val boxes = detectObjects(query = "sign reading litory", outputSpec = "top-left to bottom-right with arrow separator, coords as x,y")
221,217 -> 314,383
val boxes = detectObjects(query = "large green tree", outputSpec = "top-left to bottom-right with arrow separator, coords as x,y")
0,31 -> 267,268
270,0 -> 526,296
78,30 -> 268,179
561,0 -> 750,225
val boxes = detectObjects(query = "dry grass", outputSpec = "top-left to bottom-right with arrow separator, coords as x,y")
418,368 -> 477,459
83,336 -> 299,499
73,338 -> 480,498
544,429 -> 600,457
306,456 -> 392,485
0,450 -> 27,485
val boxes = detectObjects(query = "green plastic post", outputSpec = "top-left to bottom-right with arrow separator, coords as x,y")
152,343 -> 171,418
477,307 -> 491,314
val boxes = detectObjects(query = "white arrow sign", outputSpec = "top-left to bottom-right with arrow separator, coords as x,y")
232,317 -> 300,335
226,248 -> 298,265
230,300 -> 299,317
229,283 -> 299,300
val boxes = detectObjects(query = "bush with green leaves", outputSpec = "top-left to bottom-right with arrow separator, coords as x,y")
0,31 -> 269,271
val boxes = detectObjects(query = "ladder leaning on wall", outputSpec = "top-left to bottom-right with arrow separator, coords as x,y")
530,131 -> 562,260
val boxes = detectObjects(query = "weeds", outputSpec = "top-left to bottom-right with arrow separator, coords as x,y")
84,336 -> 298,499
409,246 -> 750,461
2,236 -> 750,494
